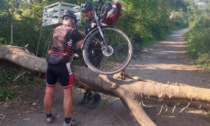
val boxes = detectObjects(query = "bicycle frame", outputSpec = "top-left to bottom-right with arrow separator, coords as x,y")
93,9 -> 106,45
92,9 -> 115,57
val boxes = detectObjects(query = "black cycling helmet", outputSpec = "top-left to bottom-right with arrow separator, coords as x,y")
80,2 -> 94,12
62,10 -> 77,23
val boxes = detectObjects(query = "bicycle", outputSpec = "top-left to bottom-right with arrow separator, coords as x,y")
81,1 -> 133,75
132,35 -> 143,60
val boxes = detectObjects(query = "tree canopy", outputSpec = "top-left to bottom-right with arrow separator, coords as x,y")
0,0 -> 192,57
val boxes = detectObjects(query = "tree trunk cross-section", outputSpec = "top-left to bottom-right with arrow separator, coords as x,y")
0,45 -> 210,126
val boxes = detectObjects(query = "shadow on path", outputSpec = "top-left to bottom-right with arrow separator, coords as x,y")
128,28 -> 210,88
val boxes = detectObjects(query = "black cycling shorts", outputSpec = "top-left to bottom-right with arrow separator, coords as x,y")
46,62 -> 74,88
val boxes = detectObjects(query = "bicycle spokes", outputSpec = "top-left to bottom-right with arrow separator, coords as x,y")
82,27 -> 132,74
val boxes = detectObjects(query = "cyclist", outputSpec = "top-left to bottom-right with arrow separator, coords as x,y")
76,1 -> 102,109
44,11 -> 82,126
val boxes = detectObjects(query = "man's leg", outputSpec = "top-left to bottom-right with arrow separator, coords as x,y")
44,85 -> 55,123
78,89 -> 93,105
44,85 -> 55,114
89,92 -> 101,109
62,63 -> 80,126
63,87 -> 72,118
63,87 -> 80,126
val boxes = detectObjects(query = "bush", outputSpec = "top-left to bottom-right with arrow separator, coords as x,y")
0,66 -> 45,100
185,13 -> 210,69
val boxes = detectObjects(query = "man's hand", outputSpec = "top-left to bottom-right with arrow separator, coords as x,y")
78,30 -> 86,37
91,22 -> 96,28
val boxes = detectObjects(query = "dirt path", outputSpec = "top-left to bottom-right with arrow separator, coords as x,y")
128,29 -> 210,88
1,29 -> 210,126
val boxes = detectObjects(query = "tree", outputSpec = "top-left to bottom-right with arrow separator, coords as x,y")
0,0 -> 23,45
0,0 -> 191,55
0,45 -> 210,126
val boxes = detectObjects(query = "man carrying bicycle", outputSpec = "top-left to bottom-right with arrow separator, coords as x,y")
76,1 -> 124,108
76,1 -> 102,109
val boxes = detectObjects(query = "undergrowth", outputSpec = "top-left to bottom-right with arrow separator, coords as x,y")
0,66 -> 45,101
185,13 -> 210,70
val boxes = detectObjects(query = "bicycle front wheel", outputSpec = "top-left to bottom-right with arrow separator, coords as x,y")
82,27 -> 133,75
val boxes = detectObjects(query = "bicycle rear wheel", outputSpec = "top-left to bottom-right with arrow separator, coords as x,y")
82,26 -> 132,75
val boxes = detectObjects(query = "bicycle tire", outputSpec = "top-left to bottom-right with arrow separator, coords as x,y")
82,26 -> 133,75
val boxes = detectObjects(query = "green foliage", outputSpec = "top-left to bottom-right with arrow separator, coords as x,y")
118,0 -> 188,43
185,12 -> 210,68
0,66 -> 44,86
0,0 -> 190,55
0,66 -> 45,100
0,87 -> 17,101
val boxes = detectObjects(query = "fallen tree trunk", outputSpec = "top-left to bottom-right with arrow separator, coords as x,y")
1,45 -> 210,126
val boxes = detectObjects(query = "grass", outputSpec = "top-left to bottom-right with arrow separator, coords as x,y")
0,87 -> 17,101
0,63 -> 45,101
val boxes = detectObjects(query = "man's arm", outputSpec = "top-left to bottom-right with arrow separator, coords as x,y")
76,40 -> 84,49
78,30 -> 86,37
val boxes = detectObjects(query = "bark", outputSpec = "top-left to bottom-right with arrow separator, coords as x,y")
0,45 -> 46,72
1,45 -> 210,126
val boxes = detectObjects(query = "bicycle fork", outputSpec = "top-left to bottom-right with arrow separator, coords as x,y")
94,12 -> 114,57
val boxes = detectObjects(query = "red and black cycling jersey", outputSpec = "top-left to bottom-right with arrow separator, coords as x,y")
50,24 -> 82,56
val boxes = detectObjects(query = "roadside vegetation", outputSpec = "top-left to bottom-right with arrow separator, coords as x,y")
185,2 -> 210,69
